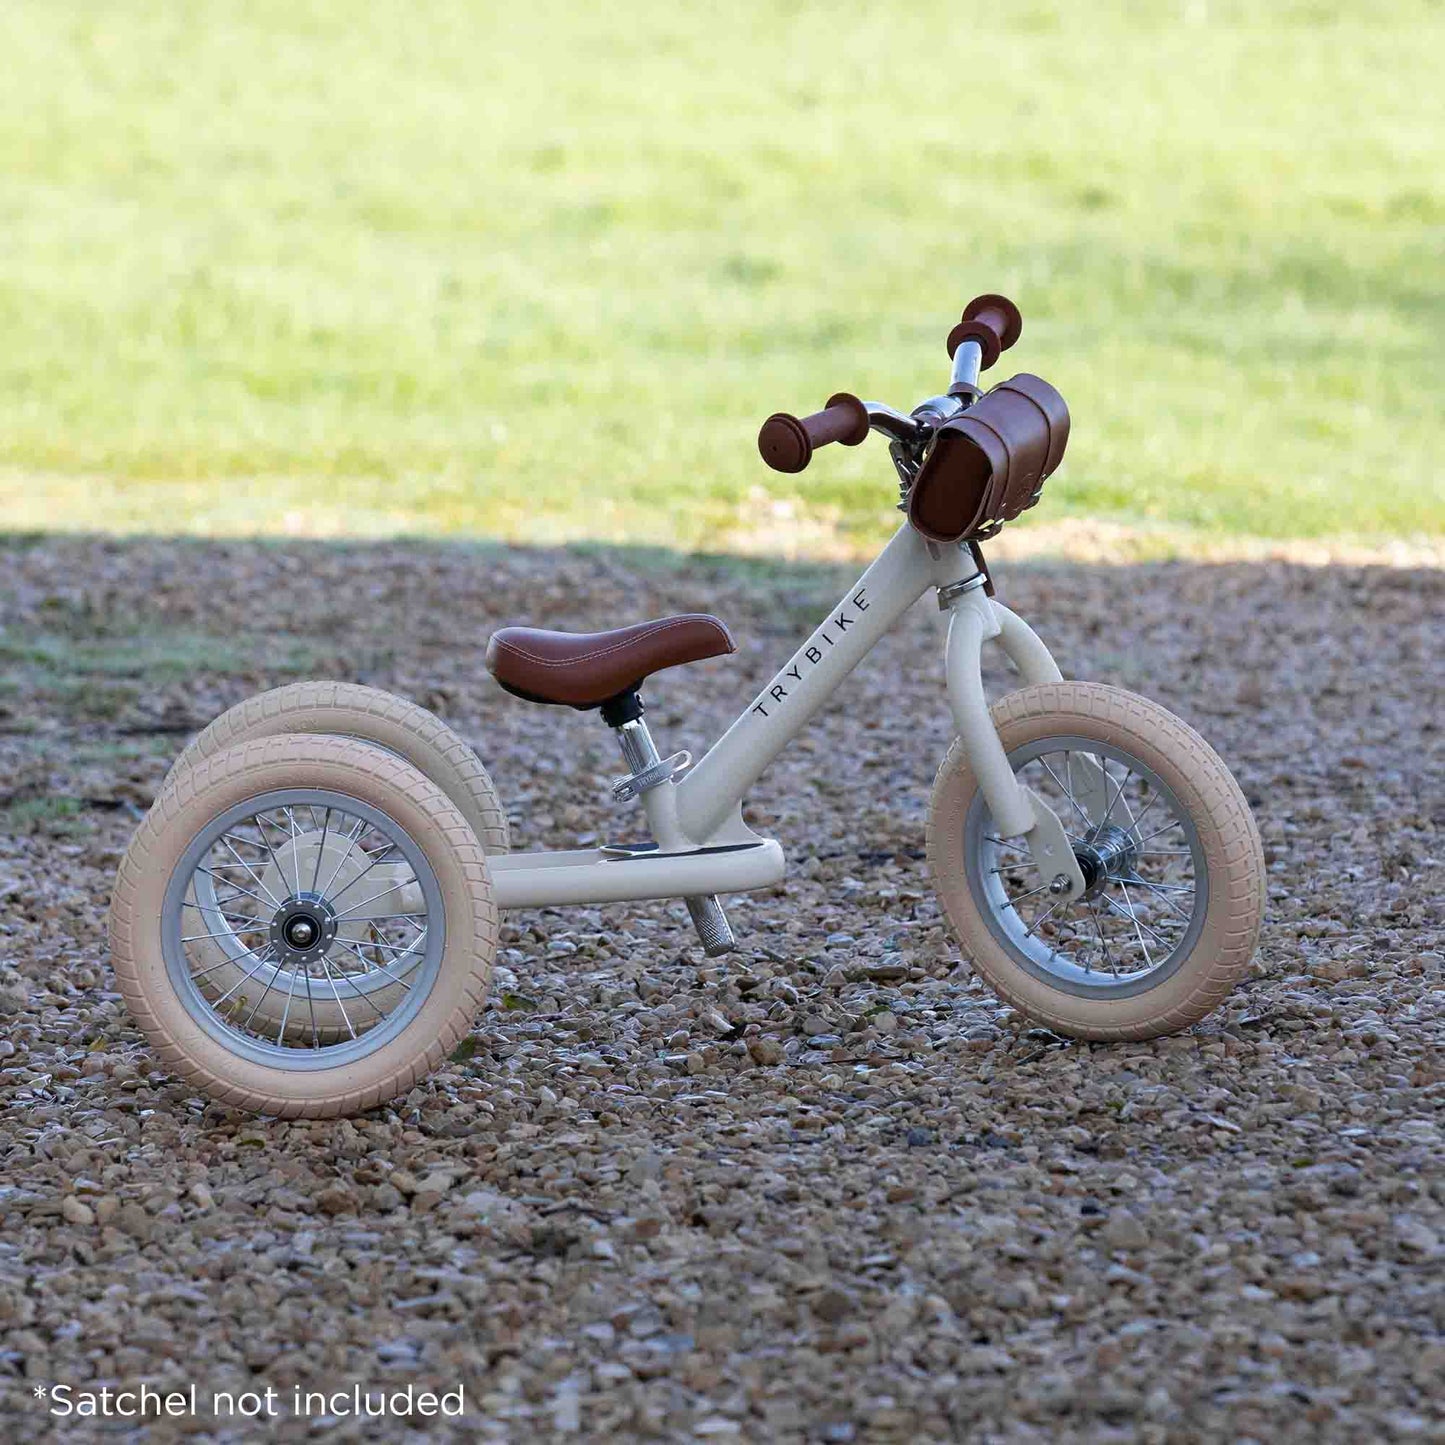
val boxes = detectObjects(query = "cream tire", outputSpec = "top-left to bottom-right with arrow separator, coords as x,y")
161,681 -> 510,854
110,734 -> 497,1118
928,681 -> 1264,1040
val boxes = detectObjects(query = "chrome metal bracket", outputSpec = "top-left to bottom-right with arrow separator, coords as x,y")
937,573 -> 989,609
611,750 -> 692,803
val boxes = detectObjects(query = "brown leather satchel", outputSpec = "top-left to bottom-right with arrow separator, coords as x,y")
906,374 -> 1070,543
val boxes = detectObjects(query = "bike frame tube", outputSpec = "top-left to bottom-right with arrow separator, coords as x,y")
941,586 -> 1035,837
491,523 -> 1076,910
488,839 -> 787,908
992,602 -> 1064,686
674,524 -> 954,842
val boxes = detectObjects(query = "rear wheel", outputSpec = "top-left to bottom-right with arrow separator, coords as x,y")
928,681 -> 1264,1040
110,735 -> 497,1117
160,681 -> 510,854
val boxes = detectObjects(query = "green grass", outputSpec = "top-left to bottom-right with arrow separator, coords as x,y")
0,624 -> 325,723
0,0 -> 1441,554
0,795 -> 92,839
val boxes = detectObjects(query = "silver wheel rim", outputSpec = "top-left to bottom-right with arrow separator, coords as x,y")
161,788 -> 445,1069
964,735 -> 1208,998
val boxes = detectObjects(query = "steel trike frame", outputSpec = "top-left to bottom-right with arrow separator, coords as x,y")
486,522 -> 1089,915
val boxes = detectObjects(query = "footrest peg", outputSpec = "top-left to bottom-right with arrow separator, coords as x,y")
685,895 -> 736,957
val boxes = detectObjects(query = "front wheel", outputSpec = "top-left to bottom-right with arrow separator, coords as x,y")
928,681 -> 1264,1040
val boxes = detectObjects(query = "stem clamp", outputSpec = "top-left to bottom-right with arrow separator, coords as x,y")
937,573 -> 989,610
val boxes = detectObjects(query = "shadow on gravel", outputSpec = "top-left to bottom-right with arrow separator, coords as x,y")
0,533 -> 1440,1441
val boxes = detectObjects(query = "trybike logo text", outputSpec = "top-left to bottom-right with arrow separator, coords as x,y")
749,588 -> 869,719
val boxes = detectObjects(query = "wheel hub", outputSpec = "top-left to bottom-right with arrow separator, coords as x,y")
1073,822 -> 1138,898
269,892 -> 339,966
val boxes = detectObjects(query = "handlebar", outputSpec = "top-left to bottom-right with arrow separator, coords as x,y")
947,294 -> 1023,372
756,293 -> 1023,473
756,391 -> 870,474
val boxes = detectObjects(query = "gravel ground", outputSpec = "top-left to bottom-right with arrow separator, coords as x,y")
0,536 -> 1440,1444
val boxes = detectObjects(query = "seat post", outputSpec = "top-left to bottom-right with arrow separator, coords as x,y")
615,716 -> 661,780
601,690 -> 668,788
601,691 -> 737,958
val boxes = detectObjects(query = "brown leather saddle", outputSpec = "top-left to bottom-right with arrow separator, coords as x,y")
485,613 -> 735,709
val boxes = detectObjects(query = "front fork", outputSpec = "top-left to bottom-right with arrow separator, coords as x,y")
941,579 -> 1089,901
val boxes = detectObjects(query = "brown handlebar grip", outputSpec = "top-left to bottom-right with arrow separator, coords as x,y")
946,294 -> 1024,370
757,391 -> 870,473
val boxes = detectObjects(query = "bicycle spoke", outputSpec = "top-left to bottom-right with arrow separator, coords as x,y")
1021,898 -> 1065,940
1003,880 -> 1058,910
317,816 -> 368,896
304,962 -> 319,1049
251,812 -> 291,889
350,933 -> 427,956
321,955 -> 396,1018
209,952 -> 278,1009
334,939 -> 419,992
310,808 -> 331,892
184,897 -> 262,934
1116,874 -> 1196,896
1117,874 -> 1194,923
195,868 -> 270,909
330,872 -> 416,919
239,955 -> 286,1031
1112,879 -> 1154,969
1084,898 -> 1115,975
1038,754 -> 1092,832
1099,889 -> 1174,952
274,960 -> 304,1045
1098,766 -> 1134,832
189,941 -> 275,983
219,835 -> 283,908
280,808 -> 307,895
1134,818 -> 1185,849
326,851 -> 404,907
316,955 -> 358,1039
1124,789 -> 1163,844
180,928 -> 266,945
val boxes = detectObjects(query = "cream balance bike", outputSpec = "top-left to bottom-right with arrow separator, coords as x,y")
110,295 -> 1265,1118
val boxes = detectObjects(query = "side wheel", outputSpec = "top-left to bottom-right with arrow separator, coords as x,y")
160,681 -> 510,854
110,735 -> 498,1118
928,681 -> 1264,1041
